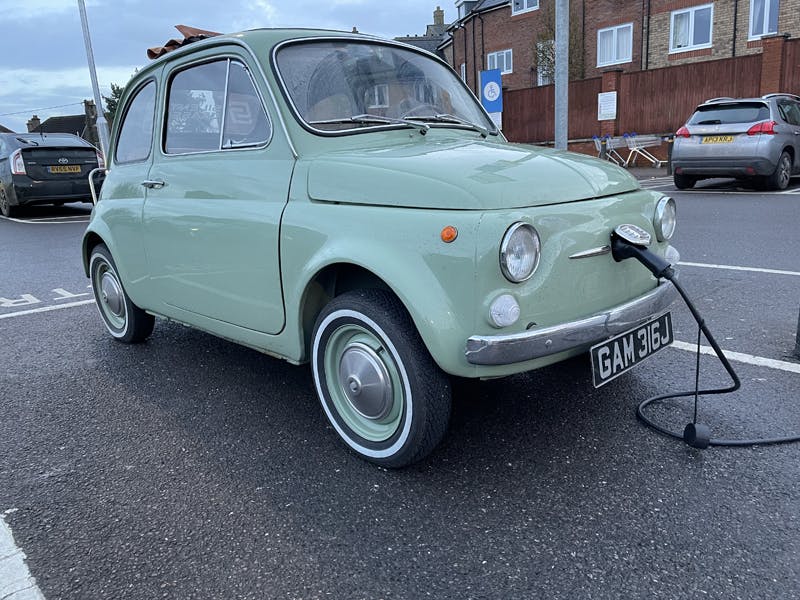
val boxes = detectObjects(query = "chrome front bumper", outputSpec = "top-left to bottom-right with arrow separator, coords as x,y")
465,281 -> 679,366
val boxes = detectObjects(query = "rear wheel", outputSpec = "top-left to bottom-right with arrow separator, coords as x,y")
0,187 -> 16,218
89,244 -> 154,343
673,173 -> 696,190
765,151 -> 792,190
311,289 -> 451,468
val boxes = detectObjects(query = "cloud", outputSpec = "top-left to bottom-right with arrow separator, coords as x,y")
0,66 -> 139,99
0,0 -> 103,20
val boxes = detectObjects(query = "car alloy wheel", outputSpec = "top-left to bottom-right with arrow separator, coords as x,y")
89,244 -> 154,343
767,152 -> 792,191
0,187 -> 14,218
312,289 -> 450,468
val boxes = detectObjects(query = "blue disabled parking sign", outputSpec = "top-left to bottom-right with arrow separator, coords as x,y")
479,69 -> 503,113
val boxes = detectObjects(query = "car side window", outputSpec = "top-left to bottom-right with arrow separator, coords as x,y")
115,81 -> 157,164
784,101 -> 800,126
165,59 -> 270,155
221,62 -> 271,148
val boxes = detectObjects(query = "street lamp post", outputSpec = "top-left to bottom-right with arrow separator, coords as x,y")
554,0 -> 569,151
77,0 -> 110,160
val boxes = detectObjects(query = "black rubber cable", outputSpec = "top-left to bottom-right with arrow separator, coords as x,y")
636,272 -> 800,447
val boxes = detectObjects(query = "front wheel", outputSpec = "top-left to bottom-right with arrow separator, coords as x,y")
89,244 -> 154,343
311,289 -> 451,468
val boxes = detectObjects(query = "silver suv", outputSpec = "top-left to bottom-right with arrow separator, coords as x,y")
671,94 -> 800,190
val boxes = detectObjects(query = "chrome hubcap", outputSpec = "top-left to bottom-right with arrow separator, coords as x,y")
338,342 -> 394,420
100,272 -> 124,317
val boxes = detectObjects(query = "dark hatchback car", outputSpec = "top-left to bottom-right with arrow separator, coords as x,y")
0,132 -> 104,217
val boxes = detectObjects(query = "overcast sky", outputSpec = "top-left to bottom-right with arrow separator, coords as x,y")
0,0 -> 452,133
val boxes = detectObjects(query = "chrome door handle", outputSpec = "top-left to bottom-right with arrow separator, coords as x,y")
141,180 -> 165,189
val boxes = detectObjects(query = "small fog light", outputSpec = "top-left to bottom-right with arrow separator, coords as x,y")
489,294 -> 520,328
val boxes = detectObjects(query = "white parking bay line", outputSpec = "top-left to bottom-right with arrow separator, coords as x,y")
0,299 -> 95,320
0,514 -> 46,600
671,340 -> 800,375
678,261 -> 800,277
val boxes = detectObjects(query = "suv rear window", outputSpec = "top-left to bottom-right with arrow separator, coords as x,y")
688,102 -> 770,125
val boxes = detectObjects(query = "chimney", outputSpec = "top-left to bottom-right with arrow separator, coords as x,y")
27,115 -> 41,132
433,5 -> 444,26
83,99 -> 99,146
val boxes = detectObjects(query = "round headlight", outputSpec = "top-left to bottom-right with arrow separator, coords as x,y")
654,196 -> 676,242
500,222 -> 541,283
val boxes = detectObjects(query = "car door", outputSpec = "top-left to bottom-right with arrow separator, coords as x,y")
142,51 -> 293,334
96,77 -> 160,301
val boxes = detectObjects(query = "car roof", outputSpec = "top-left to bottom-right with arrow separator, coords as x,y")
132,28 -> 419,81
698,93 -> 800,108
3,132 -> 93,148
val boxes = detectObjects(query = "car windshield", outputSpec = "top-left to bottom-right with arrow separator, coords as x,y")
275,40 -> 496,134
688,102 -> 770,125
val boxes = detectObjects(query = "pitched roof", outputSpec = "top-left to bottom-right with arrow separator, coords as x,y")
474,0 -> 509,11
32,115 -> 86,137
0,124 -> 13,134
396,36 -> 445,56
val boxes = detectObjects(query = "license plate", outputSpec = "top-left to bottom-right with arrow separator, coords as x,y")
590,312 -> 673,388
48,165 -> 82,174
701,135 -> 734,144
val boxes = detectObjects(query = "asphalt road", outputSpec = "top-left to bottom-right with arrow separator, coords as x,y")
1,181 -> 799,600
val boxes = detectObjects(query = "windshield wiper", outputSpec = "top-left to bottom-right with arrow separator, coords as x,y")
696,119 -> 722,125
16,136 -> 38,146
308,114 -> 429,135
404,113 -> 490,138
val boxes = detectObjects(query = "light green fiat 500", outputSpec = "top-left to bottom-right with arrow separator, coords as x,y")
83,29 -> 679,467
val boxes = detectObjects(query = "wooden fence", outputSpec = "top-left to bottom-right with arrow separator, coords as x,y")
504,46 -> 797,144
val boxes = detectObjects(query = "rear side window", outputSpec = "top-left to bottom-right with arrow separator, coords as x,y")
115,81 -> 156,164
165,59 -> 270,155
688,102 -> 770,125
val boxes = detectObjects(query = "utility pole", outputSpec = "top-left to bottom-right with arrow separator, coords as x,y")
78,0 -> 110,159
554,0 -> 569,151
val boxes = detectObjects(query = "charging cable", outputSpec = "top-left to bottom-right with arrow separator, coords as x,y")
611,226 -> 800,449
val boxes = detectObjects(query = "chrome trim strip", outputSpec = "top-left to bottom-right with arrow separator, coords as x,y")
465,280 -> 679,366
88,167 -> 105,205
569,245 -> 611,259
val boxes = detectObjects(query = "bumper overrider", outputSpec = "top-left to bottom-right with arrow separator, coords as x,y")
465,280 -> 679,366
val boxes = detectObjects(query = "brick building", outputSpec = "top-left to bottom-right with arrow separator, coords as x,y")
440,0 -> 800,94
25,100 -> 101,147
395,6 -> 449,58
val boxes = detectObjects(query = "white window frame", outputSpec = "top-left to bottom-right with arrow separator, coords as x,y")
536,40 -> 553,86
749,0 -> 780,40
669,4 -> 714,53
367,84 -> 389,108
597,23 -> 634,67
511,0 -> 539,16
487,49 -> 513,75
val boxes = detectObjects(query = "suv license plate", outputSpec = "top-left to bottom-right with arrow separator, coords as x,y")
590,312 -> 673,388
701,136 -> 734,144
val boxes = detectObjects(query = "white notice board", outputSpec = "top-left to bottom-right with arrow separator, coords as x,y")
597,91 -> 618,121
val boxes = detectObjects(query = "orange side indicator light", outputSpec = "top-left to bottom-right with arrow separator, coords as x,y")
441,226 -> 458,243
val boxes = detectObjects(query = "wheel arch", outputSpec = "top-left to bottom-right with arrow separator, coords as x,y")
82,231 -> 107,277
298,262 -> 396,361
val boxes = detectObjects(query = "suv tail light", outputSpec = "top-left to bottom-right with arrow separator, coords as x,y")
96,151 -> 106,169
10,149 -> 26,175
675,126 -> 691,138
747,120 -> 777,135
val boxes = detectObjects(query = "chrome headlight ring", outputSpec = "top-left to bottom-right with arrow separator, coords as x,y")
654,196 -> 677,242
500,222 -> 541,283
